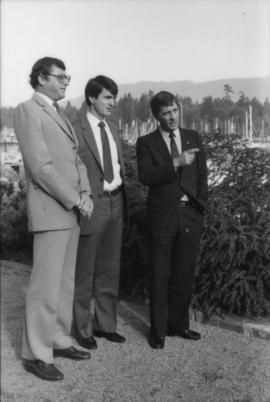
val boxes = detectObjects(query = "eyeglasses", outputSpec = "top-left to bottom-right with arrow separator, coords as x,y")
47,73 -> 71,84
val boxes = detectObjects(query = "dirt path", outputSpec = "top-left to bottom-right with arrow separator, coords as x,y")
1,261 -> 270,402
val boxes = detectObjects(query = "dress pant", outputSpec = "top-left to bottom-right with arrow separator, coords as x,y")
149,205 -> 204,338
22,221 -> 80,363
73,192 -> 123,339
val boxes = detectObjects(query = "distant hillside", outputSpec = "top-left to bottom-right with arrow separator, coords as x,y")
68,76 -> 270,108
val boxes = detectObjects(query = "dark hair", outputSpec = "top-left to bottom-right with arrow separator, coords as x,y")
150,91 -> 178,118
29,57 -> 66,89
85,75 -> 118,106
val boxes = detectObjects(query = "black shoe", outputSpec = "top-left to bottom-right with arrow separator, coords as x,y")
76,336 -> 97,350
167,328 -> 201,340
23,359 -> 64,381
148,334 -> 165,349
93,331 -> 126,343
53,346 -> 90,360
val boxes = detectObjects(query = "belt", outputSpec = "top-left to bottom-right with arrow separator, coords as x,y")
103,186 -> 123,197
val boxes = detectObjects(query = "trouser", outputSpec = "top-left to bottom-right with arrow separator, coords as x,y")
73,192 -> 124,339
22,222 -> 80,363
149,206 -> 204,337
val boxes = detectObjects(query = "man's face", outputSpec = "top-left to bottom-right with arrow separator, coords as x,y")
89,88 -> 116,119
157,102 -> 179,132
38,66 -> 70,101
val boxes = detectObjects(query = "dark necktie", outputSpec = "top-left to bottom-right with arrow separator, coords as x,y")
169,131 -> 186,198
169,131 -> 179,159
98,121 -> 114,183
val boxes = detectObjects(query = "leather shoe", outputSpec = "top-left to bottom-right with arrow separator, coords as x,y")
93,330 -> 126,343
53,346 -> 90,360
167,328 -> 201,340
76,336 -> 97,350
23,359 -> 64,381
148,334 -> 165,349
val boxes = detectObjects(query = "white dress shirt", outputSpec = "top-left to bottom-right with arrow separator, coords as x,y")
87,111 -> 122,192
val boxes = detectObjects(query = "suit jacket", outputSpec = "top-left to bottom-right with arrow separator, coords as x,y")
136,127 -> 208,227
13,93 -> 90,232
72,109 -> 127,235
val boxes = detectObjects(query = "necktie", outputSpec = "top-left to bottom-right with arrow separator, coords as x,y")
53,101 -> 73,136
98,121 -> 114,183
53,101 -> 61,114
169,132 -> 179,159
169,131 -> 187,199
53,101 -> 66,123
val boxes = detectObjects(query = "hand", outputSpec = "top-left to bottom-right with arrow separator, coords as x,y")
173,148 -> 199,168
76,192 -> 93,219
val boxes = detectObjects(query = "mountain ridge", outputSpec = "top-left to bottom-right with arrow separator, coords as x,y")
66,76 -> 270,108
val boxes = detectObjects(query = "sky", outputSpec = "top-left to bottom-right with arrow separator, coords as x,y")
1,0 -> 270,106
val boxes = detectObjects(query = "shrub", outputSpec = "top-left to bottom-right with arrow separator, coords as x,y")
193,132 -> 270,318
0,179 -> 32,261
120,140 -> 149,298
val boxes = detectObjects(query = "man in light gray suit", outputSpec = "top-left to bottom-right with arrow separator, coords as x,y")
14,57 -> 93,381
72,76 -> 127,349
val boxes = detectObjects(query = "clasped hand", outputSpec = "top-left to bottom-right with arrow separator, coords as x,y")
76,192 -> 93,218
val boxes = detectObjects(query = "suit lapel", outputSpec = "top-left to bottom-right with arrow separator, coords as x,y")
80,113 -> 103,172
33,94 -> 76,143
109,123 -> 125,174
45,106 -> 77,143
60,111 -> 78,142
153,128 -> 171,161
180,129 -> 192,152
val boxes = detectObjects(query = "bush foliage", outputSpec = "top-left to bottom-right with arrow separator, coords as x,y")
1,132 -> 270,317
0,179 -> 32,261
193,132 -> 270,317
120,141 -> 149,298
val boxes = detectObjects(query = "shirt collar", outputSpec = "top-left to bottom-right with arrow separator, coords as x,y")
35,92 -> 55,108
159,126 -> 180,139
87,110 -> 107,128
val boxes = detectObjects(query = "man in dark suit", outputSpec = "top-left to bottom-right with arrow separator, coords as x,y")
136,91 -> 208,349
14,57 -> 92,381
72,75 -> 127,349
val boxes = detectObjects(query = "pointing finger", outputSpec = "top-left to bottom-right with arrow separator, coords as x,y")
186,148 -> 199,154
